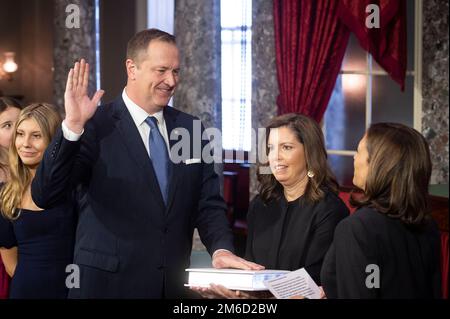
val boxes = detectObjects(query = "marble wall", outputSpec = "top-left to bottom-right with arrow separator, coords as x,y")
53,0 -> 97,112
173,0 -> 222,130
422,0 -> 449,184
249,0 -> 279,199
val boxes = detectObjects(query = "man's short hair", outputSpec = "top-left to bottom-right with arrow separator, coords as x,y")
126,28 -> 176,65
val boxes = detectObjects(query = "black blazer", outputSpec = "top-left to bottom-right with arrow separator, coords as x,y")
321,206 -> 442,298
245,189 -> 349,284
31,97 -> 234,298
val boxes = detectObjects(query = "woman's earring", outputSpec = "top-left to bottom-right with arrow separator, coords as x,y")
307,170 -> 315,178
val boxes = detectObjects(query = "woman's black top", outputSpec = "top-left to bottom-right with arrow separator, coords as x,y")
245,189 -> 349,284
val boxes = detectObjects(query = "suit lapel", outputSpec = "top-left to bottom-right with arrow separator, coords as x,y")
112,97 -> 165,211
163,107 -> 182,213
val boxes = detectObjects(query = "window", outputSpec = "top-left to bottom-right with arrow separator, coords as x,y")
147,0 -> 174,34
221,0 -> 252,151
324,0 -> 421,187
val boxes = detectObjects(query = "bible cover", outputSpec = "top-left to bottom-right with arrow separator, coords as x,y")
185,268 -> 289,291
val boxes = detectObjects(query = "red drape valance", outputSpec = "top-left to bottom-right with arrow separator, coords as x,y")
337,0 -> 407,90
273,0 -> 407,120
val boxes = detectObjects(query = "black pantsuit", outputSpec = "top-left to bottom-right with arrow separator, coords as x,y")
321,206 -> 442,298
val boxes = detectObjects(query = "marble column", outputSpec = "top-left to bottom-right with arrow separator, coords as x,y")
250,0 -> 278,199
422,0 -> 449,184
53,0 -> 97,112
173,0 -> 221,129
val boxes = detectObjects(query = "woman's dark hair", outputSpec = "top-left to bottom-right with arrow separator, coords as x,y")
257,113 -> 339,204
350,123 -> 432,226
0,96 -> 23,112
0,97 -> 24,177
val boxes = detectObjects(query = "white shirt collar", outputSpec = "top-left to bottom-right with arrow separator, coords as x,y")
122,88 -> 164,126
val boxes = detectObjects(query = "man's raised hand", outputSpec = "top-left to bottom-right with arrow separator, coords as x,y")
64,59 -> 104,133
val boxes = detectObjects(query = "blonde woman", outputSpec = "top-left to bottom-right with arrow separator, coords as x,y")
0,103 -> 77,299
0,96 -> 24,299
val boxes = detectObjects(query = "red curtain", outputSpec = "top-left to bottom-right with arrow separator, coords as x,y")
273,0 -> 350,121
337,0 -> 407,90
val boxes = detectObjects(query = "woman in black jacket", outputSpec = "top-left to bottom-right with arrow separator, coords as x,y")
245,113 -> 349,284
321,123 -> 442,299
194,113 -> 349,299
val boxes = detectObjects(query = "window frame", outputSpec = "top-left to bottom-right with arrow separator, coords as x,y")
220,0 -> 253,153
324,0 -> 422,160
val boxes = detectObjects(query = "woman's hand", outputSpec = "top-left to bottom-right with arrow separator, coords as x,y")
289,286 -> 327,299
64,59 -> 104,133
319,286 -> 326,299
191,284 -> 273,299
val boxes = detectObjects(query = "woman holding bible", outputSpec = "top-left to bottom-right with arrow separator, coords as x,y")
194,113 -> 349,299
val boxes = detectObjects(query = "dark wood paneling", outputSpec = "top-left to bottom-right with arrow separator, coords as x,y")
100,0 -> 136,103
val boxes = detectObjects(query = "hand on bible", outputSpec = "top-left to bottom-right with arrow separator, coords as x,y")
211,250 -> 264,270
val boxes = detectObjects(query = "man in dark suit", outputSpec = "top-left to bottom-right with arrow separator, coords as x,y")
31,29 -> 262,298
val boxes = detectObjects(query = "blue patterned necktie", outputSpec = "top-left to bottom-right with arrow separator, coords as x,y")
145,116 -> 169,205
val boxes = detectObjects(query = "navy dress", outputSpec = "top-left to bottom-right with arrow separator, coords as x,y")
0,201 -> 76,299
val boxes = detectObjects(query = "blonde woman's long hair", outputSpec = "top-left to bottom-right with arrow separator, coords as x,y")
0,103 -> 62,220
0,147 -> 9,181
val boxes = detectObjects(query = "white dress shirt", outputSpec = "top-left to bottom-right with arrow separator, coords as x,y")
121,88 -> 171,158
